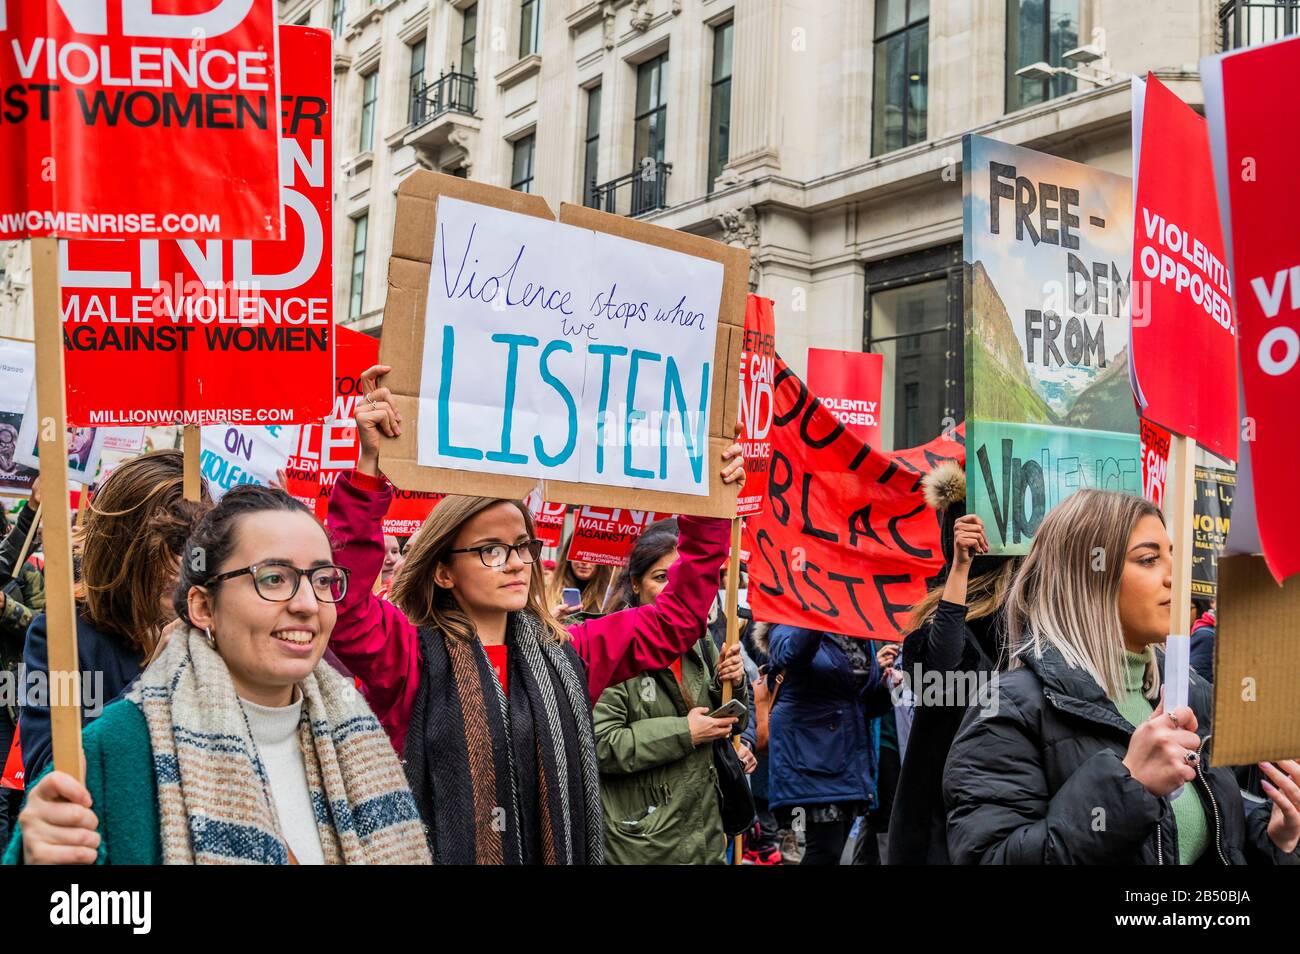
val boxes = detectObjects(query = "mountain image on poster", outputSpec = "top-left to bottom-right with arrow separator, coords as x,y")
963,135 -> 1141,554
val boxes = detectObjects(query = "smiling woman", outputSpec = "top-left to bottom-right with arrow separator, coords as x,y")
5,485 -> 430,866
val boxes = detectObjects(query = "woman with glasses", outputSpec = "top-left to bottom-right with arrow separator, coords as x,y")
324,365 -> 746,864
7,485 -> 430,865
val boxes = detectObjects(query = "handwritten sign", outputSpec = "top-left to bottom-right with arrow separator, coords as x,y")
416,196 -> 723,497
200,424 -> 296,499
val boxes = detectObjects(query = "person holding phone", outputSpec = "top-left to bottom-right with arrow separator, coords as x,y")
592,518 -> 749,865
546,538 -> 615,619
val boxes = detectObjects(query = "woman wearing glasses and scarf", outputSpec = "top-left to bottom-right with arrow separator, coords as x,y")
324,366 -> 746,865
7,486 -> 430,865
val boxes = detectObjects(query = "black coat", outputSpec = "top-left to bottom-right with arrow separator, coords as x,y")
19,612 -> 144,783
887,600 -> 1001,865
943,642 -> 1298,865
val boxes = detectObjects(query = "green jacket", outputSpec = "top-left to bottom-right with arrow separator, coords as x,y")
1,562 -> 45,667
3,698 -> 162,865
593,635 -> 749,865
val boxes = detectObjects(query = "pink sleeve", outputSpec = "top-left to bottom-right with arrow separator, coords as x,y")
325,470 -> 421,753
568,514 -> 730,705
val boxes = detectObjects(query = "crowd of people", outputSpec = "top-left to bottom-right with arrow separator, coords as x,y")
1,365 -> 1298,866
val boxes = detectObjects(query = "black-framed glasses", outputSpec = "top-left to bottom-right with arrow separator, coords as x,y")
206,562 -> 351,603
448,539 -> 544,568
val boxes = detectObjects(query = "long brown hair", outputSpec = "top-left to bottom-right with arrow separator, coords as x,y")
75,450 -> 210,655
388,495 -> 569,643
908,558 -> 1019,635
545,533 -> 616,614
1006,489 -> 1165,702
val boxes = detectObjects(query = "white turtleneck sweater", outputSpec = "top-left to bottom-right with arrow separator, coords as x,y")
239,695 -> 326,865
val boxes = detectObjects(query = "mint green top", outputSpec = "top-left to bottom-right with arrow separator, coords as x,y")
1113,648 -> 1208,865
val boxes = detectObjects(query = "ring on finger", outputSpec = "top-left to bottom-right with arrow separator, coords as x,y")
1184,750 -> 1199,766
1167,711 -> 1180,729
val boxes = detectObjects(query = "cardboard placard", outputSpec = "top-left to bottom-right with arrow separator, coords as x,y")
1212,555 -> 1300,764
376,171 -> 746,518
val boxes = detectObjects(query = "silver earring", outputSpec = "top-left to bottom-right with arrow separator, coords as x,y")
204,627 -> 215,649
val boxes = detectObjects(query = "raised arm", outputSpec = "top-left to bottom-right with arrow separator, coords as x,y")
568,514 -> 730,704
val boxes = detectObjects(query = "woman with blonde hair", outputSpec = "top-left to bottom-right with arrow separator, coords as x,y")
944,489 -> 1300,865
325,366 -> 747,864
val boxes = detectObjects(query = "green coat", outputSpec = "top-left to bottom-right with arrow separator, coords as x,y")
3,698 -> 162,865
593,635 -> 749,865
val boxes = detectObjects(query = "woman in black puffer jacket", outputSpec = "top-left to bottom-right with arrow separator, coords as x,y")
887,461 -> 1017,865
943,489 -> 1300,865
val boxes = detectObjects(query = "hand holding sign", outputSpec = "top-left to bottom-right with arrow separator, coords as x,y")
355,364 -> 404,476
951,514 -> 990,571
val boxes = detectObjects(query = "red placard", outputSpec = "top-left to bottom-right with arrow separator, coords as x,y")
383,490 -> 443,537
529,499 -> 568,548
59,24 -> 332,428
0,1 -> 282,240
1,725 -> 23,791
1204,37 -> 1300,580
736,295 -> 776,517
568,506 -> 674,566
1130,75 -> 1238,461
806,348 -> 884,448
1139,416 -> 1172,508
284,324 -> 379,513
742,356 -> 964,640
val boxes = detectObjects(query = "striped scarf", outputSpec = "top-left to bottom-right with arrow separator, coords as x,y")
404,610 -> 604,864
127,627 -> 431,865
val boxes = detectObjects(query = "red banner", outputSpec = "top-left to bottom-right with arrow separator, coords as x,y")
743,356 -> 964,640
1,724 -> 23,791
736,295 -> 776,517
0,0 -> 282,240
1130,74 -> 1238,461
568,506 -> 673,566
1203,37 -> 1300,580
1139,416 -> 1172,508
284,324 -> 378,512
527,497 -> 568,548
59,24 -> 332,428
383,490 -> 443,537
806,348 -> 884,448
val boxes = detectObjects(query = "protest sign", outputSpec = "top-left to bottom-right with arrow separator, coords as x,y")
13,381 -> 106,485
963,134 -> 1140,555
199,423 -> 296,500
1,727 -> 22,792
376,172 -> 747,518
0,338 -> 37,493
742,356 -> 964,639
1139,416 -> 1171,507
525,490 -> 568,549
1192,465 -> 1234,599
100,427 -> 146,454
568,506 -> 674,566
1129,75 -> 1238,461
806,348 -> 884,447
1204,36 -> 1300,582
735,295 -> 776,518
59,25 -> 334,428
0,0 -> 283,241
383,490 -> 443,537
283,325 -> 379,515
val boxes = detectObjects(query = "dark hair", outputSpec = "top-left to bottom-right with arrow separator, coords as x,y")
172,484 -> 323,626
77,450 -> 211,654
607,518 -> 680,611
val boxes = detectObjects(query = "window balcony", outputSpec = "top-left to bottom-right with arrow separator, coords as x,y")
403,72 -> 479,168
589,160 -> 672,218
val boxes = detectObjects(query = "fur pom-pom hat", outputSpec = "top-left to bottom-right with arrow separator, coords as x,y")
922,459 -> 966,512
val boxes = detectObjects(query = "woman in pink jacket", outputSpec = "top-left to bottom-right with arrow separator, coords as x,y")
326,366 -> 745,865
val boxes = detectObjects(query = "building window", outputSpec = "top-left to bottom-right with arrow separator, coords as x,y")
349,214 -> 368,319
511,134 -> 536,193
407,39 -> 426,126
863,244 -> 962,450
708,22 -> 733,193
332,0 -> 345,37
519,0 -> 541,58
583,86 -> 601,207
872,0 -> 928,156
461,3 -> 478,73
359,69 -> 378,151
634,53 -> 668,170
1219,0 -> 1300,49
1006,0 -> 1080,113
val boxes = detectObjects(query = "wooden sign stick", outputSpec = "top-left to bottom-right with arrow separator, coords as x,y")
30,237 -> 83,783
9,502 -> 41,581
721,516 -> 744,865
182,425 -> 201,502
